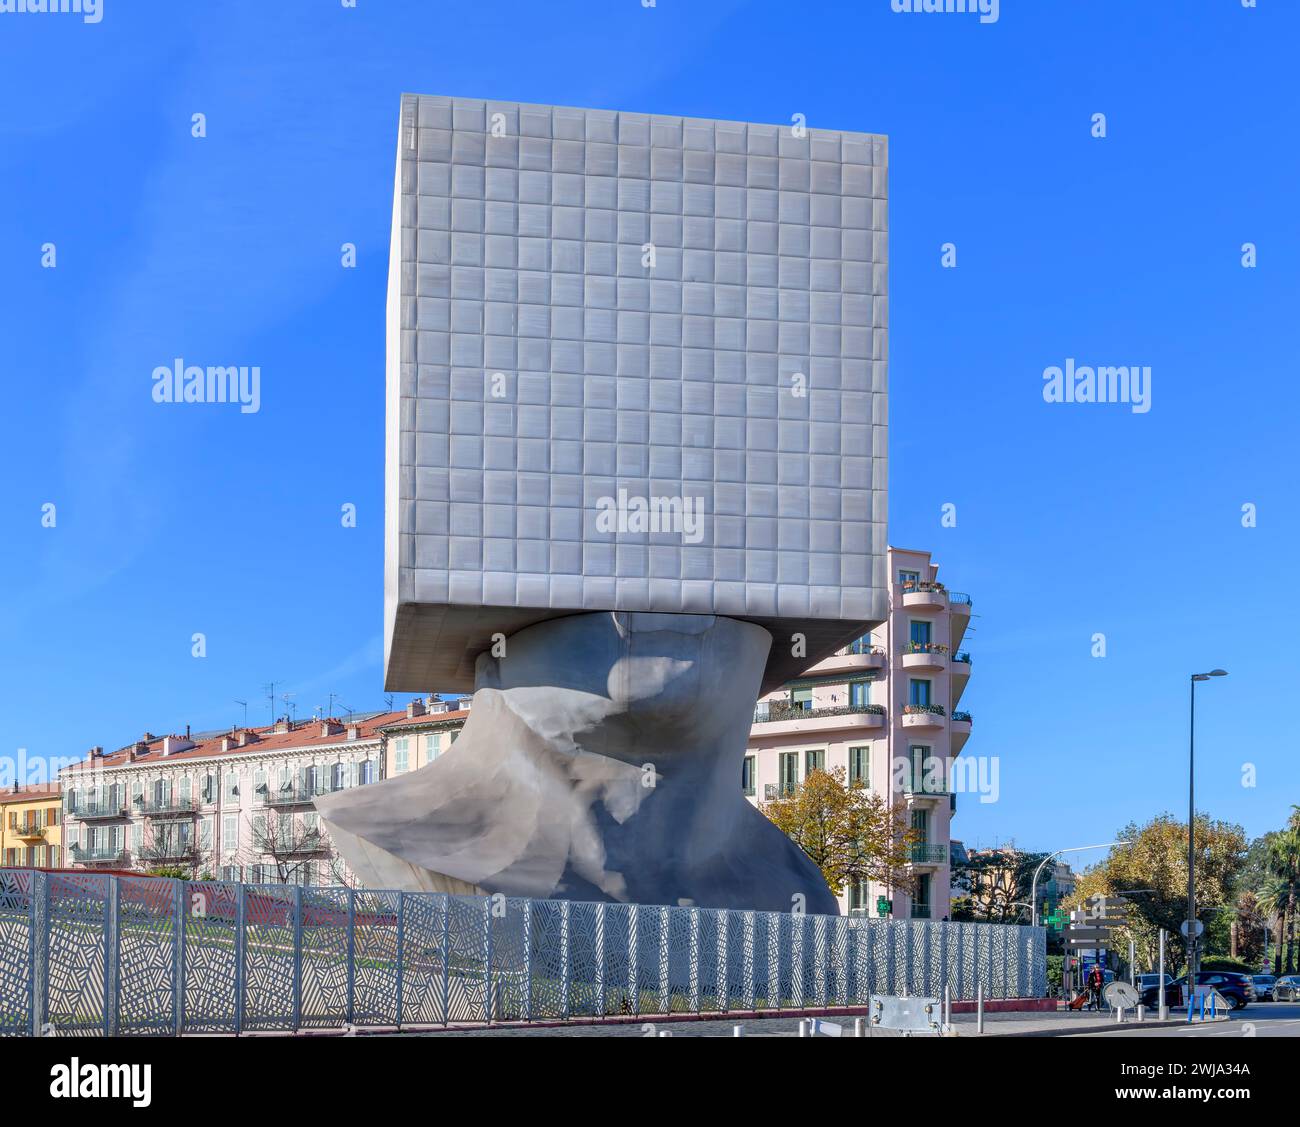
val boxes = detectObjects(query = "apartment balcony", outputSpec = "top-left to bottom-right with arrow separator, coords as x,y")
12,823 -> 46,840
900,642 -> 947,673
900,582 -> 947,613
909,842 -> 949,868
806,637 -> 887,676
949,592 -> 972,650
901,704 -> 946,731
910,904 -> 933,920
146,843 -> 199,863
68,803 -> 129,822
261,787 -> 320,809
70,845 -> 127,865
751,703 -> 886,737
266,834 -> 329,857
137,797 -> 199,818
951,711 -> 972,753
900,778 -> 950,808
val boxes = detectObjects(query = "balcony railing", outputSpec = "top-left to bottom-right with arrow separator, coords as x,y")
911,904 -> 933,920
902,641 -> 948,655
901,581 -> 946,595
951,651 -> 971,665
901,778 -> 950,798
952,710 -> 972,724
71,846 -> 126,863
137,797 -> 199,817
845,638 -> 885,656
261,786 -> 323,808
266,834 -> 328,857
753,702 -> 885,725
68,803 -> 128,821
12,823 -> 46,839
909,843 -> 949,865
902,704 -> 946,717
146,843 -> 198,862
948,591 -> 972,607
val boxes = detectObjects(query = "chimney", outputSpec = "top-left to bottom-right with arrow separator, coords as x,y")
90,746 -> 104,758
222,738 -> 233,753
346,724 -> 359,741
406,697 -> 426,720
274,717 -> 291,734
185,724 -> 191,739
320,719 -> 343,737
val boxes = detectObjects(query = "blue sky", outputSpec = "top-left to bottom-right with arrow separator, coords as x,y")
1,0 -> 1295,856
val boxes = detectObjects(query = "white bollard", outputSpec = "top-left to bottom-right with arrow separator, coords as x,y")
976,983 -> 984,1034
733,1025 -> 743,1037
658,1030 -> 672,1037
1136,1005 -> 1145,1023
798,1019 -> 808,1038
854,1017 -> 865,1038
943,983 -> 951,1028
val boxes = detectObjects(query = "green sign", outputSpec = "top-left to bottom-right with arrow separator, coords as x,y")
876,896 -> 892,916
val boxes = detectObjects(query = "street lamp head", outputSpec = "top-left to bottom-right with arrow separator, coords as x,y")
1192,670 -> 1227,681
1209,669 -> 1228,677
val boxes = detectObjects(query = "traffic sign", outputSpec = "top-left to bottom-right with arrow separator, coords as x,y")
1180,919 -> 1204,939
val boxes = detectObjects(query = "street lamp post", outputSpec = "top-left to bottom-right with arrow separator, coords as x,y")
1187,670 -> 1227,981
1030,842 -> 1131,928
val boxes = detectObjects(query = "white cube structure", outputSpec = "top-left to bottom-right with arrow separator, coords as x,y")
386,95 -> 888,693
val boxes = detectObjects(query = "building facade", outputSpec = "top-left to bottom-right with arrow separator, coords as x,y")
0,784 -> 63,868
744,546 -> 973,919
56,698 -> 471,884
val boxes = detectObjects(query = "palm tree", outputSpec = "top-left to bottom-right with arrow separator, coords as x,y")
1258,809 -> 1300,974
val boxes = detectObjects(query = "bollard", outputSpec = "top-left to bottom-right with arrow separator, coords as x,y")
658,1030 -> 672,1037
854,1017 -> 864,1038
943,983 -> 951,1028
733,1025 -> 743,1037
1116,1006 -> 1124,1024
798,1019 -> 808,1038
976,983 -> 984,1034
1137,1005 -> 1145,1023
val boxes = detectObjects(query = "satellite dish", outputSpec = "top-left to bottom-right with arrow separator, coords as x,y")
1104,981 -> 1140,1010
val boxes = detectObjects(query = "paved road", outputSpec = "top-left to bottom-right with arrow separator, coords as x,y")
1076,1002 -> 1300,1038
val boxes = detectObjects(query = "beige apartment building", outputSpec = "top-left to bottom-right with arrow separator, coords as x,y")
745,547 -> 973,920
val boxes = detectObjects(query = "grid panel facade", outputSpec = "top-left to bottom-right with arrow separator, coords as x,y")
393,94 -> 887,631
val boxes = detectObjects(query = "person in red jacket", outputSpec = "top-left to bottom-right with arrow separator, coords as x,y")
1087,964 -> 1105,1011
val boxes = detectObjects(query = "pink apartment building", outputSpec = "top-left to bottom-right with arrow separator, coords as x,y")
744,547 -> 974,920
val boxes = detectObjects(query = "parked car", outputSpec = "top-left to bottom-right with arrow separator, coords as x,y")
1275,975 -> 1300,1002
1138,974 -> 1183,1009
1139,971 -> 1256,1011
1252,975 -> 1276,1001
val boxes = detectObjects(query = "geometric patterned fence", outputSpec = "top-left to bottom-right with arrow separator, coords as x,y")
0,869 -> 1046,1035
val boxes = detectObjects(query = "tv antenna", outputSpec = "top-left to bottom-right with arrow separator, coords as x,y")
234,700 -> 248,728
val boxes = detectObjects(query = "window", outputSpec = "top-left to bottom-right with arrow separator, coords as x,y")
222,814 -> 238,851
200,818 -> 213,851
359,759 -> 376,785
393,736 -> 410,775
223,772 -> 239,804
202,773 -> 216,803
909,620 -> 931,646
909,679 -> 931,708
899,569 -> 920,588
804,749 -> 825,776
131,780 -> 144,807
849,878 -> 869,913
778,752 -> 799,797
741,756 -> 756,796
333,763 -> 347,791
848,681 -> 870,709
425,732 -> 443,764
790,688 -> 812,712
253,769 -> 267,796
179,775 -> 192,804
849,746 -> 870,786
911,809 -> 929,841
131,823 -> 142,853
915,873 -> 932,915
220,865 -> 240,882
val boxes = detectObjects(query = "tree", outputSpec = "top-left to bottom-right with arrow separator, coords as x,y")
1256,807 -> 1300,974
761,767 -> 917,898
135,819 -> 202,879
1232,891 -> 1269,970
950,847 -> 1053,924
1068,814 -> 1247,972
243,810 -> 352,887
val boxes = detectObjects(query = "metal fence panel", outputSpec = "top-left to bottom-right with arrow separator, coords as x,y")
1,870 -> 1047,1033
0,870 -> 34,1035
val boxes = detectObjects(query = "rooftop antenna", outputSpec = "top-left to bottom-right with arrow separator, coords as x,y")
262,682 -> 278,727
340,703 -> 355,722
282,692 -> 297,726
384,694 -> 394,712
327,692 -> 340,719
234,700 -> 248,728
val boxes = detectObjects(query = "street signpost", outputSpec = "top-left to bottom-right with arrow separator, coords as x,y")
1180,919 -> 1205,939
